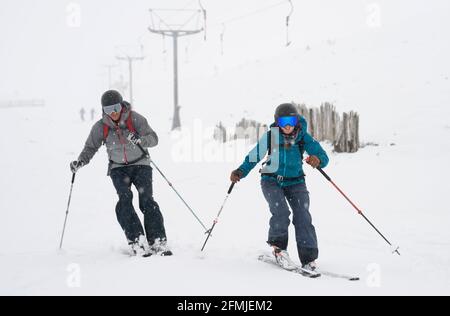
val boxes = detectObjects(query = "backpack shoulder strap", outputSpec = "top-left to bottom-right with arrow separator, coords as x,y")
126,111 -> 137,134
102,111 -> 137,144
297,135 -> 305,159
103,124 -> 109,144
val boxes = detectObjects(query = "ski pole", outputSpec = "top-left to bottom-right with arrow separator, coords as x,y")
201,182 -> 235,252
317,167 -> 400,256
136,144 -> 208,232
59,173 -> 76,250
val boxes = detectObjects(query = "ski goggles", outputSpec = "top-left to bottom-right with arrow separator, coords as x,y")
103,103 -> 122,115
277,116 -> 299,128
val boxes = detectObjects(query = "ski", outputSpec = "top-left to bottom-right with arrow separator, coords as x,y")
315,270 -> 360,281
258,254 -> 321,278
120,248 -> 152,258
258,254 -> 360,281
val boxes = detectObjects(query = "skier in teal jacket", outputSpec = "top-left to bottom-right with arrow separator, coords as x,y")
230,103 -> 329,272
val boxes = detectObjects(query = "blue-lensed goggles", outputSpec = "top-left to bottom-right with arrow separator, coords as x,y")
103,103 -> 122,115
277,116 -> 299,128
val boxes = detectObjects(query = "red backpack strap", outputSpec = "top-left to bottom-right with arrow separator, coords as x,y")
126,111 -> 137,134
103,124 -> 110,144
103,111 -> 135,144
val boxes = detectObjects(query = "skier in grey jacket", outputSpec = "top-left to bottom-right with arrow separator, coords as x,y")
70,90 -> 172,257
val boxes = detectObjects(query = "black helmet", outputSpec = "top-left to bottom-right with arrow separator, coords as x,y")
274,103 -> 298,120
101,90 -> 123,108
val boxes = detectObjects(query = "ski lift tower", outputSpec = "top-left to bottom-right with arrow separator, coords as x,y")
148,8 -> 203,130
115,45 -> 145,106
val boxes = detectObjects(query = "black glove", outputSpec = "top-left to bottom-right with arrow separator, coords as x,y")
230,169 -> 244,183
70,160 -> 85,174
127,132 -> 142,145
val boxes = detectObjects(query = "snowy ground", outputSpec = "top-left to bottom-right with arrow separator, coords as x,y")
0,101 -> 449,296
1,0 -> 450,296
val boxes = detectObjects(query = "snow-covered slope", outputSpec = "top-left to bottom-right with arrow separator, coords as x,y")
1,0 -> 450,296
1,100 -> 449,295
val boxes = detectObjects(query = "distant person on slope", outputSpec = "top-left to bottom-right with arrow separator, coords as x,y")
69,90 -> 172,257
230,103 -> 329,272
90,108 -> 96,121
80,107 -> 86,122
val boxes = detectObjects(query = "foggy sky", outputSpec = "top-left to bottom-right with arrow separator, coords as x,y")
1,0 -> 449,109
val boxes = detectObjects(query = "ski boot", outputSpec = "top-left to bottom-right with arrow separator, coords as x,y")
272,246 -> 297,271
129,235 -> 152,257
150,238 -> 173,256
302,261 -> 318,272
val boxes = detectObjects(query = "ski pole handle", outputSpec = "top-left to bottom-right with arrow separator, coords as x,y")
317,167 -> 331,181
228,182 -> 235,194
